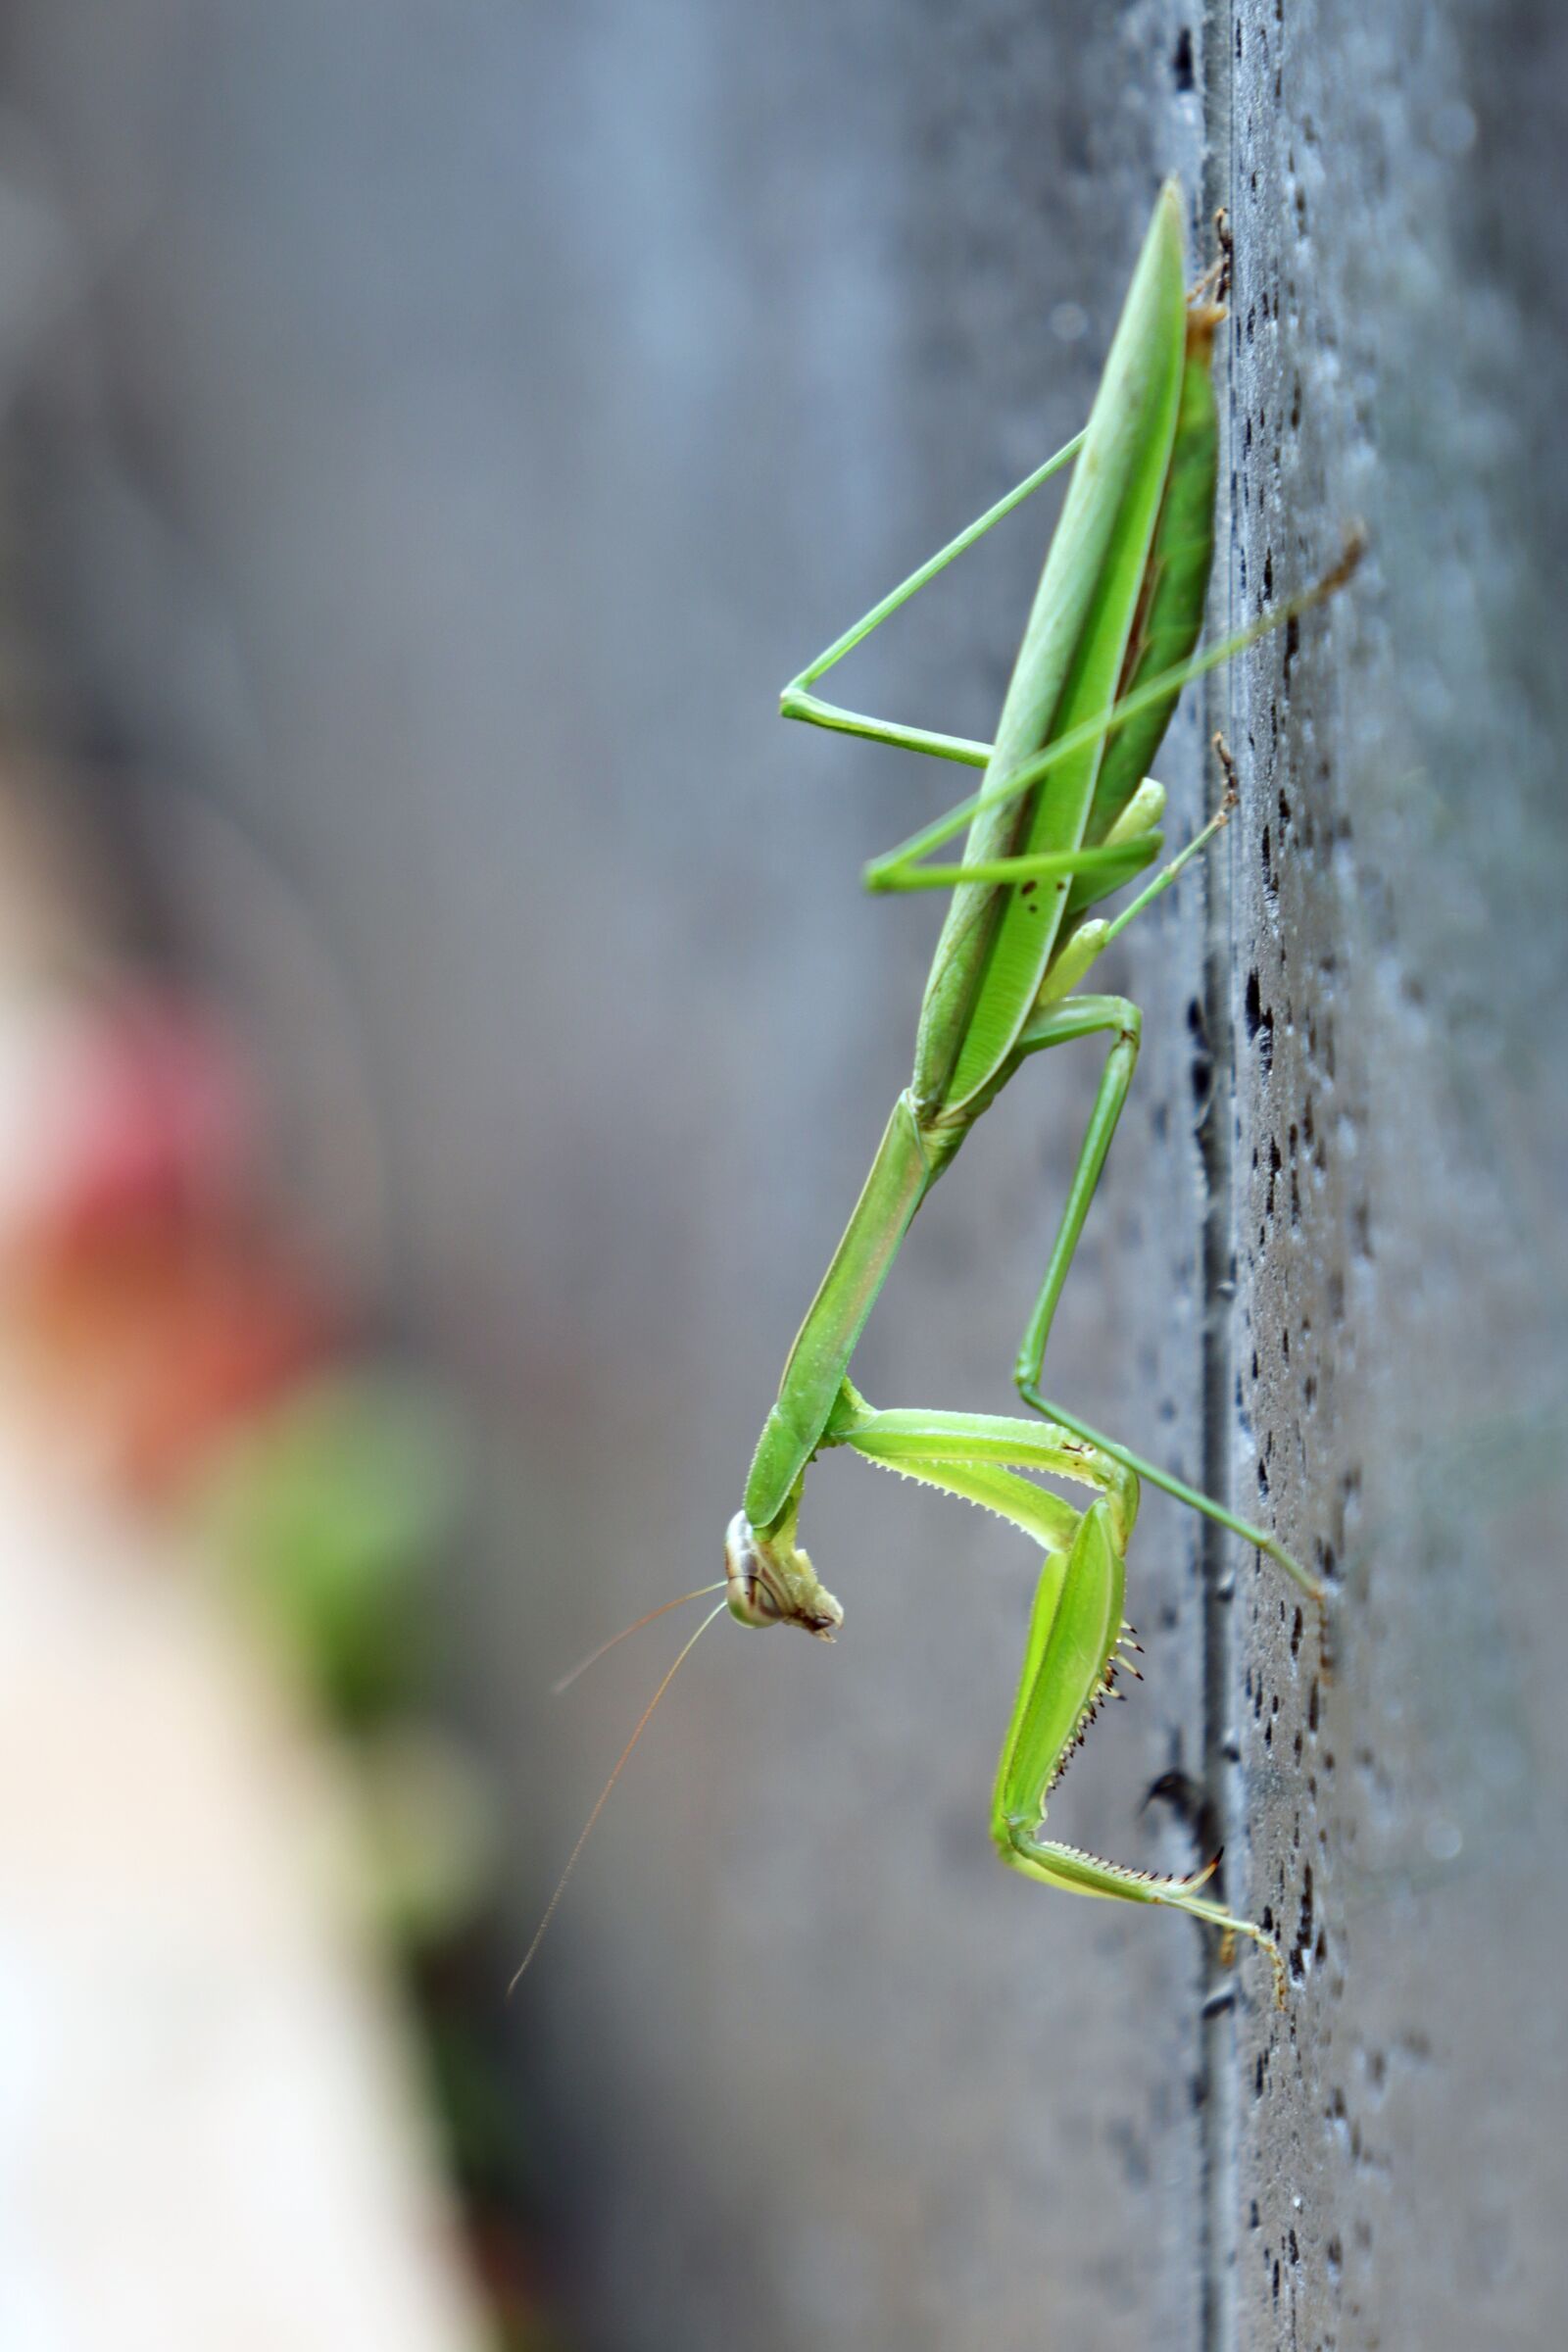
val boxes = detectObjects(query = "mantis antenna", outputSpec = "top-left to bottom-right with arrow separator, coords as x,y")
510,1600 -> 728,1992
551,1582 -> 726,1695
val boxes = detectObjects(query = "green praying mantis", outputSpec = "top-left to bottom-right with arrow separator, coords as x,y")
519,180 -> 1356,2004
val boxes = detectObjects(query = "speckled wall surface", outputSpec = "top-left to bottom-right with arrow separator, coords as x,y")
1218,5 -> 1568,2346
2,4 -> 1564,2346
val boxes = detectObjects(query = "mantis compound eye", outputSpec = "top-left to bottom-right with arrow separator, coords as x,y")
723,1511 -> 781,1628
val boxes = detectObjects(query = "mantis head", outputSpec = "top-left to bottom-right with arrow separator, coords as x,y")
724,1510 -> 844,1639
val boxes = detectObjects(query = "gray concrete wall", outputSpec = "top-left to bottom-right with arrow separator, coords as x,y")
2,4 -> 1564,2346
1220,4 -> 1568,2345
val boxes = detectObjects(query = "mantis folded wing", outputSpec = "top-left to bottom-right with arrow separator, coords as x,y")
722,181 -> 1355,2007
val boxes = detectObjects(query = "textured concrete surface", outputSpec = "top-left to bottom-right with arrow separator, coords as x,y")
2,4 -> 1564,2347
1218,5 -> 1568,2346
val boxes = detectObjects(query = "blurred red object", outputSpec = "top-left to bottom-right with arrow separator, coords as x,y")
24,989 -> 254,1250
1,987 -> 343,1496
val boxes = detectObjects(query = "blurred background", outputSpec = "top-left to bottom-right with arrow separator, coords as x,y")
0,4 -> 1563,2349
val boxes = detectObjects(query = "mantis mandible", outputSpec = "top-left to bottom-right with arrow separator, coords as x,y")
718,180 -> 1355,2008
517,181 -> 1355,2004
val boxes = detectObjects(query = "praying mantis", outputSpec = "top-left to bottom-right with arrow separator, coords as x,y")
718,179 -> 1356,2008
518,180 -> 1355,2004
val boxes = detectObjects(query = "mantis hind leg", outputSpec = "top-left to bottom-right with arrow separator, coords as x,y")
779,433 -> 1085,768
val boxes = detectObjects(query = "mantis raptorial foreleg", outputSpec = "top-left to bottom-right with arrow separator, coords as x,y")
992,1503 -> 1285,2009
816,1387 -> 1289,2002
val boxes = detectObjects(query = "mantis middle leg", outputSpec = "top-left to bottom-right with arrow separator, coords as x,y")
1008,984 -> 1327,1611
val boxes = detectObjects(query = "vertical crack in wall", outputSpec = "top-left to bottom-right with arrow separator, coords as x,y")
1198,9 -> 1239,2346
